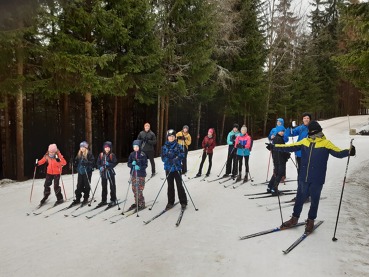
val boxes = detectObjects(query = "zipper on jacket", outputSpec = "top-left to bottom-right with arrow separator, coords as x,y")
305,142 -> 314,182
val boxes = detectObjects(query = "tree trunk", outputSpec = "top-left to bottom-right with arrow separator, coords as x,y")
16,45 -> 24,180
62,94 -> 71,159
220,110 -> 226,145
85,93 -> 92,151
159,95 -> 165,149
156,95 -> 161,156
196,103 -> 202,150
164,95 -> 169,135
1,93 -> 12,178
114,96 -> 118,149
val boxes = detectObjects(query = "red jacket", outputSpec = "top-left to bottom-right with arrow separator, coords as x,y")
38,152 -> 67,175
202,136 -> 216,154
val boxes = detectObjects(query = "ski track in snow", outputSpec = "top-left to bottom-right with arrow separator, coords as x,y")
0,115 -> 369,277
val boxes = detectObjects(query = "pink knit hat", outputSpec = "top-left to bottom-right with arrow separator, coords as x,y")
48,144 -> 57,153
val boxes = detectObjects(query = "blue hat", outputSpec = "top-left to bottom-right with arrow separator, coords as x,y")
275,126 -> 286,133
132,140 -> 141,147
277,118 -> 284,126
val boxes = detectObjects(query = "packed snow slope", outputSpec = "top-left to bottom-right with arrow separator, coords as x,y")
1,116 -> 368,277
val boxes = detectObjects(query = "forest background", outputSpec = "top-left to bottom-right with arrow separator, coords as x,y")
0,0 -> 368,180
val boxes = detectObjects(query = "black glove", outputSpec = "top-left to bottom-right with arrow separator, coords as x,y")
349,145 -> 356,156
205,143 -> 209,148
231,135 -> 236,141
265,143 -> 273,151
55,155 -> 60,162
236,144 -> 243,149
177,136 -> 184,140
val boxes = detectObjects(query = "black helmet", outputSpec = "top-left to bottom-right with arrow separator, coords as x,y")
167,129 -> 176,137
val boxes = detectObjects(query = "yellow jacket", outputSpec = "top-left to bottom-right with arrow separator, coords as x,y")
176,131 -> 191,149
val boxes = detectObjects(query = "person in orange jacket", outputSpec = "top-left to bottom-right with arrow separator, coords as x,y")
37,144 -> 66,206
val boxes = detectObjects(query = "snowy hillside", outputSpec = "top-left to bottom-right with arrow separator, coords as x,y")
1,116 -> 368,277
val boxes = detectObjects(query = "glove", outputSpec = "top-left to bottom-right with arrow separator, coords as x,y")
349,145 -> 356,156
99,167 -> 104,172
134,165 -> 140,171
236,144 -> 243,149
177,136 -> 184,140
265,143 -> 273,151
205,143 -> 209,148
55,155 -> 60,162
132,161 -> 137,166
231,135 -> 236,141
105,161 -> 109,166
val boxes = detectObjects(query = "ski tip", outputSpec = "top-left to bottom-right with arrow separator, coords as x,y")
282,250 -> 288,254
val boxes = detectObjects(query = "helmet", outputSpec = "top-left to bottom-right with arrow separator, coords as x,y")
167,129 -> 176,137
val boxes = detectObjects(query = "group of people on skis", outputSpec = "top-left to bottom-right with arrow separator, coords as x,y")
35,112 -> 356,234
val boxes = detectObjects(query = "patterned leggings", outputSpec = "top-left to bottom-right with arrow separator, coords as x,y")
131,176 -> 145,207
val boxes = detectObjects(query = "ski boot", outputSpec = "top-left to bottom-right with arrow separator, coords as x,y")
305,219 -> 314,234
281,216 -> 299,228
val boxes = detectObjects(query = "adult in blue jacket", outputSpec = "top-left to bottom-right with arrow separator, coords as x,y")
285,112 -> 311,171
224,123 -> 240,178
274,121 -> 355,234
161,129 -> 187,210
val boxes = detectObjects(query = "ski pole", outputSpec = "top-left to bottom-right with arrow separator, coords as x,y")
107,170 -> 120,210
274,181 -> 284,226
30,159 -> 38,202
59,166 -> 67,201
218,147 -> 235,177
121,173 -> 133,214
149,167 -> 172,210
266,150 -> 272,181
189,152 -> 202,176
84,167 -> 95,203
71,159 -> 75,200
88,175 -> 101,206
180,172 -> 199,211
135,151 -> 139,217
332,138 -> 354,242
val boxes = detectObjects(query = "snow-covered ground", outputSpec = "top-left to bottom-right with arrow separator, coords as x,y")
1,116 -> 368,277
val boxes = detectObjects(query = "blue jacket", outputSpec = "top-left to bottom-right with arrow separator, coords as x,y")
227,130 -> 240,145
275,136 -> 349,184
268,118 -> 289,142
285,124 -> 309,157
161,141 -> 184,172
128,150 -> 148,178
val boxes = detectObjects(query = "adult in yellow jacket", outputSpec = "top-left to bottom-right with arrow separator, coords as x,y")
273,121 -> 355,234
176,125 -> 192,174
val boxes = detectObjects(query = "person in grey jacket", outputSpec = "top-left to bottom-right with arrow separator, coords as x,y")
137,123 -> 157,177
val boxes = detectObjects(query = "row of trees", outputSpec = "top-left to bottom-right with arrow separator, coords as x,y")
0,0 -> 368,180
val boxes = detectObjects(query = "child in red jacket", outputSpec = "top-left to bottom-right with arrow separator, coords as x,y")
196,128 -> 216,177
37,144 -> 67,206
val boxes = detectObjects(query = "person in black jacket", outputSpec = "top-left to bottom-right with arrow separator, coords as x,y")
266,126 -> 290,195
96,141 -> 118,207
137,123 -> 157,177
72,141 -> 95,206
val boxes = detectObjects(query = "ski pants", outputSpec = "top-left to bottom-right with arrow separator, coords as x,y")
101,172 -> 116,202
293,180 -> 323,220
182,147 -> 188,174
198,152 -> 213,175
75,171 -> 92,201
44,174 -> 63,201
225,146 -> 237,176
268,162 -> 286,190
144,150 -> 156,174
166,171 -> 187,206
131,176 -> 145,207
237,155 -> 249,176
